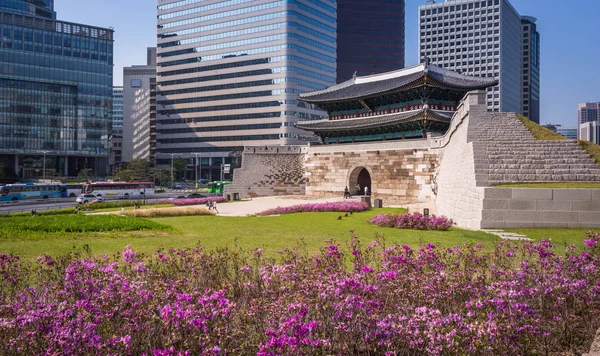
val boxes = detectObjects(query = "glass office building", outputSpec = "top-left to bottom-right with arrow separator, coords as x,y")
156,0 -> 336,180
0,0 -> 114,179
336,0 -> 405,83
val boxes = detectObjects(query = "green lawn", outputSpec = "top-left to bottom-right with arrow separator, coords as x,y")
504,228 -> 597,251
493,182 -> 600,188
0,208 -> 500,260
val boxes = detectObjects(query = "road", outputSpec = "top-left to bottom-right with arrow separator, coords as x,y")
0,195 -> 178,215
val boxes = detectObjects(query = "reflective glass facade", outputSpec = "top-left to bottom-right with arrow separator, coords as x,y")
0,3 -> 114,178
156,0 -> 335,180
336,0 -> 405,83
520,16 -> 540,124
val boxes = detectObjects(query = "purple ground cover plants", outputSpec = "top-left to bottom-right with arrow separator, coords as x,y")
369,212 -> 454,231
256,201 -> 368,216
157,196 -> 227,206
1,232 -> 600,354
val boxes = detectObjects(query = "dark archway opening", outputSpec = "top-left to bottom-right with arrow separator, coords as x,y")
357,168 -> 371,195
349,167 -> 372,196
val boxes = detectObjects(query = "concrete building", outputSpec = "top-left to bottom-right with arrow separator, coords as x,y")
578,102 -> 600,125
109,86 -> 124,171
0,0 -> 114,179
418,0 -> 523,113
578,103 -> 600,143
122,47 -> 156,164
336,0 -> 405,83
520,16 -> 540,123
155,0 -> 336,180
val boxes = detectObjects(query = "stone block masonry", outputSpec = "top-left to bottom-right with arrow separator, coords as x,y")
480,188 -> 600,229
224,146 -> 307,199
304,144 -> 438,202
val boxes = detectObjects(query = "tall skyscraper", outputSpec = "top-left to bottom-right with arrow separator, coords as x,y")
122,47 -> 156,164
520,16 -> 540,123
418,0 -> 523,113
336,0 -> 405,83
156,0 -> 336,180
0,0 -> 114,179
110,86 -> 124,171
578,102 -> 600,143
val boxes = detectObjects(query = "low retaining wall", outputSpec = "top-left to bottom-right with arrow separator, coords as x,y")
481,188 -> 600,228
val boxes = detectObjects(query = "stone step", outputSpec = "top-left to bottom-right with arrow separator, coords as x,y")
486,164 -> 600,169
480,169 -> 600,175
487,174 -> 600,182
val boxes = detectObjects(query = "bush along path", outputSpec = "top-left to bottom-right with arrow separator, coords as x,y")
1,232 -> 600,354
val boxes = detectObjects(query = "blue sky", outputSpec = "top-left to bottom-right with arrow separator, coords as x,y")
55,0 -> 599,128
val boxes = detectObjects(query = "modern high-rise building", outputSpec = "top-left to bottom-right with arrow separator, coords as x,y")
520,16 -> 540,123
418,0 -> 523,113
156,0 -> 336,180
122,47 -> 156,164
578,102 -> 600,143
0,0 -> 114,179
578,102 -> 600,125
336,0 -> 405,83
110,86 -> 124,171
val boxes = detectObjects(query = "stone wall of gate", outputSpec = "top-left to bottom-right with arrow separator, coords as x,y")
305,140 -> 439,202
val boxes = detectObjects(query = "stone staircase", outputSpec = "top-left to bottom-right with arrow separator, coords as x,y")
467,112 -> 600,187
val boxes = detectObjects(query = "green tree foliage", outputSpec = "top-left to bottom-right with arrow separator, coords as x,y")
76,168 -> 93,183
172,157 -> 187,180
151,168 -> 170,186
114,159 -> 152,182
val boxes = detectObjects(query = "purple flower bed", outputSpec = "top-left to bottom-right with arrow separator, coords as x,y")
257,201 -> 369,216
1,234 -> 600,354
156,196 -> 227,206
369,212 -> 454,231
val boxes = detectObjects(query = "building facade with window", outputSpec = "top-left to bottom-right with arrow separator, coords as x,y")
156,0 -> 336,181
0,0 -> 114,179
418,0 -> 523,114
336,0 -> 405,83
109,86 -> 123,171
520,16 -> 539,123
578,102 -> 600,144
122,47 -> 157,164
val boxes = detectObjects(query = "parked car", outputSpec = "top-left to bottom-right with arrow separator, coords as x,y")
173,183 -> 183,189
197,179 -> 210,185
76,194 -> 99,204
185,193 -> 206,199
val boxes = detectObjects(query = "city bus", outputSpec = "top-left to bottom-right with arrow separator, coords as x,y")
0,183 -> 67,202
207,181 -> 232,194
65,183 -> 85,197
82,182 -> 155,198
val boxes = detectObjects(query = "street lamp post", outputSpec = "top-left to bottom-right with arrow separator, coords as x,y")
167,153 -> 181,189
191,153 -> 201,192
41,150 -> 52,181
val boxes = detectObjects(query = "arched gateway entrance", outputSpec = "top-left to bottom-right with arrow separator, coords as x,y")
348,167 -> 371,195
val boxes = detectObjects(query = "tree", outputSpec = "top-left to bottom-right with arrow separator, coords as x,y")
229,147 -> 244,169
77,168 -> 93,183
126,159 -> 151,181
150,168 -> 170,187
172,157 -> 187,180
113,169 -> 135,182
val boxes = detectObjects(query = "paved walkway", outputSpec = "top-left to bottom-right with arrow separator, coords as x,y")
481,229 -> 532,241
216,195 -> 439,217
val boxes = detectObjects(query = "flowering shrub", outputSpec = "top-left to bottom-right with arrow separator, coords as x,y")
369,212 -> 454,231
156,196 -> 227,206
257,201 -> 368,216
1,234 -> 600,354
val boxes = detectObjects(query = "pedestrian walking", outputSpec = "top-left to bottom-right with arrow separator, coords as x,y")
344,186 -> 351,199
213,201 -> 219,214
364,186 -> 369,196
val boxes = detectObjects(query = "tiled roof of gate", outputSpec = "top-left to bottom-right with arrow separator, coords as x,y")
298,63 -> 498,103
295,109 -> 452,132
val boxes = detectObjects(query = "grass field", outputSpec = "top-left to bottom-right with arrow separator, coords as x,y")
1,206 -> 597,261
0,208 -> 501,260
504,228 -> 595,251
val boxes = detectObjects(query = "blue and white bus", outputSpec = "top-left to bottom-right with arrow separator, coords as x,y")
0,183 -> 67,202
